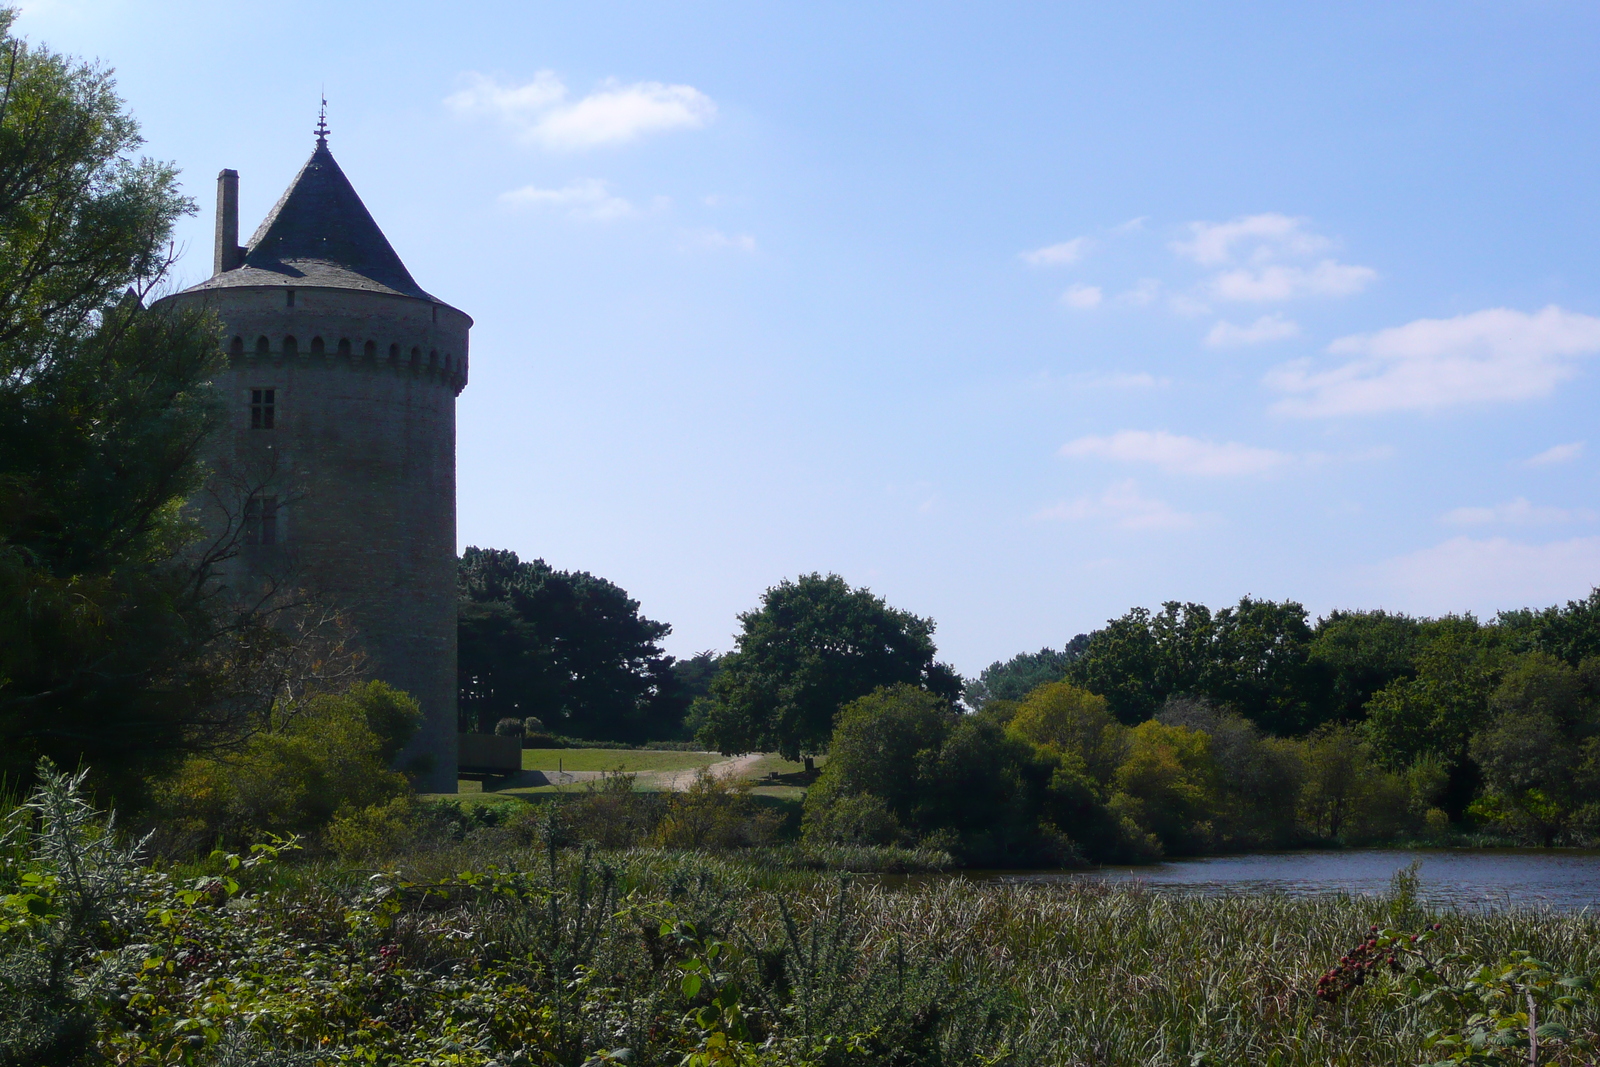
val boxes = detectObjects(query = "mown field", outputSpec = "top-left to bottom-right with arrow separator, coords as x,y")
519,747 -> 725,773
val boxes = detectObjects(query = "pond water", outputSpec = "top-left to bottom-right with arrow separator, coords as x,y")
981,850 -> 1600,911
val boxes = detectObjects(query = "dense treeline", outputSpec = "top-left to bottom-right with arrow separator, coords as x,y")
798,592 -> 1600,861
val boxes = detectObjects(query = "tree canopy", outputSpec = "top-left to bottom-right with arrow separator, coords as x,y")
456,546 -> 686,742
696,572 -> 962,764
0,18 -> 233,802
1065,598 -> 1321,732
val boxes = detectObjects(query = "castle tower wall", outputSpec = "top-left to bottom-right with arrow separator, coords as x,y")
165,286 -> 468,792
157,140 -> 471,794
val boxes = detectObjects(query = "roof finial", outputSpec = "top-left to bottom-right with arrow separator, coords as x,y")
315,94 -> 329,147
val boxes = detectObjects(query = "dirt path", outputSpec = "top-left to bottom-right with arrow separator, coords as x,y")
500,753 -> 768,792
642,752 -> 765,792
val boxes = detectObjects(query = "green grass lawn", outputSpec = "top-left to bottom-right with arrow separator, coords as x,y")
520,748 -> 723,773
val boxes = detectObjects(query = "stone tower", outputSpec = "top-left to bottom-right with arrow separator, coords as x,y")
158,123 -> 469,793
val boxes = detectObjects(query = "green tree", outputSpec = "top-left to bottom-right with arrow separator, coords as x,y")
1295,722 -> 1411,842
1307,609 -> 1423,722
1006,681 -> 1124,786
802,683 -> 1094,864
1363,619 -> 1505,814
1067,597 -> 1318,732
0,17 -> 229,803
964,635 -> 1089,709
697,573 -> 962,767
456,546 -> 686,743
1497,588 -> 1600,666
1467,653 -> 1599,846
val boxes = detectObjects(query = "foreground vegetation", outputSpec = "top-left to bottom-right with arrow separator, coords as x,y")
5,769 -> 1599,1067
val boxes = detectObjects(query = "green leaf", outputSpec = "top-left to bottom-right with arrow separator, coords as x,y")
681,973 -> 702,998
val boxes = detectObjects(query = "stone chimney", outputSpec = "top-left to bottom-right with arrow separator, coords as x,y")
213,169 -> 243,274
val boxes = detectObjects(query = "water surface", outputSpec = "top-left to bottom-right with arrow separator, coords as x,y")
988,850 -> 1600,911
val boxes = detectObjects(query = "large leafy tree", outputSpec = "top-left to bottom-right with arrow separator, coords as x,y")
696,572 -> 962,767
1307,609 -> 1423,722
1067,598 -> 1319,731
0,17 -> 229,802
457,547 -> 686,742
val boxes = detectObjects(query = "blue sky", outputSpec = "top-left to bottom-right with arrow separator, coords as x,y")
22,1 -> 1600,674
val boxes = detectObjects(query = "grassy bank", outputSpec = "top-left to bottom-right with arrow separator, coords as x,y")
7,770 -> 1599,1067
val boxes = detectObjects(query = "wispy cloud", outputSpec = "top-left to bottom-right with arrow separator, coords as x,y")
1442,498 -> 1595,527
448,71 -> 715,150
1037,480 -> 1197,530
1172,213 -> 1332,266
1526,441 -> 1585,467
499,179 -> 634,220
1060,284 -> 1102,309
1210,260 -> 1376,302
1205,314 -> 1300,348
1060,430 -> 1291,476
1022,237 -> 1091,266
1267,306 -> 1600,417
1370,535 -> 1600,616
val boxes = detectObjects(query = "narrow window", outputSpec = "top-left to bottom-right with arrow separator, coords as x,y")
337,338 -> 352,356
428,348 -> 438,366
283,336 -> 298,355
244,495 -> 279,545
363,340 -> 376,358
230,336 -> 244,356
410,346 -> 421,362
388,343 -> 399,359
250,388 -> 276,430
310,336 -> 325,354
256,336 -> 270,356
286,289 -> 296,307
431,305 -> 438,323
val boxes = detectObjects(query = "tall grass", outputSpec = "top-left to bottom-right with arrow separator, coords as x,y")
6,767 -> 1598,1066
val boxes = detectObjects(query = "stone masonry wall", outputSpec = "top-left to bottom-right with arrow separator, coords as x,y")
162,284 -> 469,793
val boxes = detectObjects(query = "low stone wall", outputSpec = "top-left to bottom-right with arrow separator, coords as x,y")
458,733 -> 522,774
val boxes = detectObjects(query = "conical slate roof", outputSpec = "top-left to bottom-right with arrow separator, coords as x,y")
184,140 -> 439,301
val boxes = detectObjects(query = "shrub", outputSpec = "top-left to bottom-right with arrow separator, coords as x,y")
152,681 -> 420,850
494,716 -> 526,737
653,768 -> 779,849
325,795 -> 421,860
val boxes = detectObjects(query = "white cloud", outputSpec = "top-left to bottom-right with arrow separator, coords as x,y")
1205,314 -> 1301,348
1022,237 -> 1091,266
1037,480 -> 1197,530
1172,213 -> 1330,266
499,179 -> 633,220
1442,498 -> 1595,526
1267,306 -> 1600,417
1210,260 -> 1377,302
1527,441 -> 1585,467
1060,430 -> 1291,476
1111,216 -> 1150,235
1118,278 -> 1162,306
448,71 -> 715,150
1060,284 -> 1102,309
682,228 -> 757,252
1370,535 -> 1600,617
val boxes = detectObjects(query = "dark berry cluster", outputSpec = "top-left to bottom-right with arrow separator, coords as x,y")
375,943 -> 402,972
1314,923 -> 1441,1003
